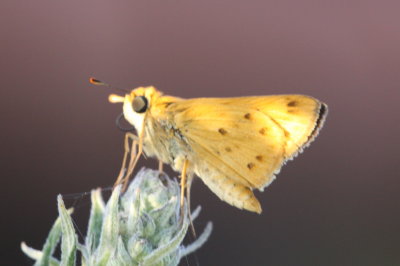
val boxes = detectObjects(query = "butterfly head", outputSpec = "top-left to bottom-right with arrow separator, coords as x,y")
90,78 -> 164,133
108,86 -> 162,133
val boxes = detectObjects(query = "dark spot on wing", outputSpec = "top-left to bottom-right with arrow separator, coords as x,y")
287,100 -> 298,107
225,147 -> 232,152
218,128 -> 227,135
244,113 -> 251,120
247,163 -> 255,170
259,128 -> 267,135
255,155 -> 263,162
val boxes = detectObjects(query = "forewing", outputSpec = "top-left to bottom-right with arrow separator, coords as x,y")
246,95 -> 327,158
172,100 -> 286,189
170,95 -> 326,189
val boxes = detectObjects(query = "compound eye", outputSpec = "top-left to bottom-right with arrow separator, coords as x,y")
132,96 -> 148,113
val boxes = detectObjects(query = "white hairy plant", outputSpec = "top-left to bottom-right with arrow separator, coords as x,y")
22,168 -> 212,266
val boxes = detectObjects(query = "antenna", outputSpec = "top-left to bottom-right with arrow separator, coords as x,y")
89,77 -> 130,93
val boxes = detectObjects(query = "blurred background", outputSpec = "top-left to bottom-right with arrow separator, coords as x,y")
1,0 -> 399,265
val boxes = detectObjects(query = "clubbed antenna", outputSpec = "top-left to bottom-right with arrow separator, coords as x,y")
89,77 -> 130,93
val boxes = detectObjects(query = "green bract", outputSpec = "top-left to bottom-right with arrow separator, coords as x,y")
22,168 -> 212,266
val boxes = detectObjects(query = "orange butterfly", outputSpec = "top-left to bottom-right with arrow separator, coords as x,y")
91,78 -> 327,213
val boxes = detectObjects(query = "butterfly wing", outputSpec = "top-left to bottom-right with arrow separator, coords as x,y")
168,95 -> 327,212
245,95 -> 328,158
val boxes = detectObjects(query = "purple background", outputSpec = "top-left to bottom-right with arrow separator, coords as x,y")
1,1 -> 399,265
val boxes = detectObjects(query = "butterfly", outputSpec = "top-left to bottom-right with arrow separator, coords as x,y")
91,78 -> 328,214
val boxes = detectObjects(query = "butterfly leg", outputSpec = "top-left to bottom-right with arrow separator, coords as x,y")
179,160 -> 196,236
158,161 -> 164,173
121,125 -> 145,191
186,174 -> 197,238
180,159 -> 189,210
113,132 -> 137,188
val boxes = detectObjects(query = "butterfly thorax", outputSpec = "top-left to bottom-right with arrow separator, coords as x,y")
123,87 -> 191,171
142,114 -> 191,171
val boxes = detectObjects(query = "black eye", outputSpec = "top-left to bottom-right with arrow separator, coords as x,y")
132,96 -> 148,113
